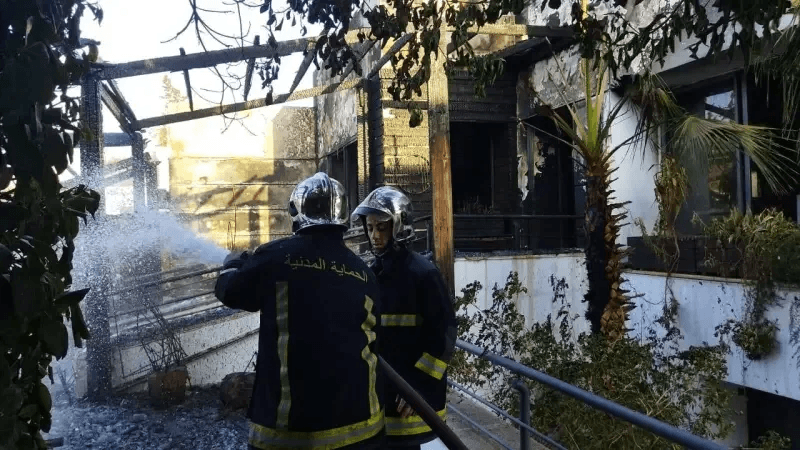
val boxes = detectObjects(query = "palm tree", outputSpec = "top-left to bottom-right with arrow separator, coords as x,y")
526,0 -> 798,341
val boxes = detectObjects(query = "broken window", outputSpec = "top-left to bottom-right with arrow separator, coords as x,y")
451,122 -> 496,213
322,142 -> 359,215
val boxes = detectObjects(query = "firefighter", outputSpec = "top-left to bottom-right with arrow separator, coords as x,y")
215,172 -> 384,450
352,186 -> 457,449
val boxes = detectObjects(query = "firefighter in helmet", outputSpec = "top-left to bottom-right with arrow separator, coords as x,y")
352,186 -> 457,449
215,172 -> 384,450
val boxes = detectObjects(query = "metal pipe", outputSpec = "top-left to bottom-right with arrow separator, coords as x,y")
455,340 -> 728,450
106,266 -> 222,297
510,379 -> 531,450
448,380 -> 566,450
447,404 -> 515,450
378,357 -> 469,450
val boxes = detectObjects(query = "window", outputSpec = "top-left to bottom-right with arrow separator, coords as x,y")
746,73 -> 800,222
323,142 -> 359,216
675,79 -> 741,233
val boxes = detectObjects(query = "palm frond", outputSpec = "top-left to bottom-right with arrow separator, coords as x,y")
624,73 -> 684,153
669,117 -> 799,194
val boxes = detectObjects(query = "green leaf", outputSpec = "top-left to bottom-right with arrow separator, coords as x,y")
54,288 -> 89,308
37,382 -> 51,413
0,386 -> 24,415
0,243 -> 12,271
69,304 -> 91,345
39,319 -> 68,359
0,355 -> 10,387
18,404 -> 37,420
11,272 -> 46,319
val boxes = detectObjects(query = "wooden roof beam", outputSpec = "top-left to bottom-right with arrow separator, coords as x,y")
135,33 -> 413,130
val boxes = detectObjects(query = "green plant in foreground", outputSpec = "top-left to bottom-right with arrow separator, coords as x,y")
1,1 -> 102,448
701,209 -> 800,360
451,272 -> 733,449
741,430 -> 793,450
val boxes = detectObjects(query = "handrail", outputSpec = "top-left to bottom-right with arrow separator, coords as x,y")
448,380 -> 567,450
447,404 -> 516,450
106,266 -> 222,297
378,356 -> 469,450
455,339 -> 728,450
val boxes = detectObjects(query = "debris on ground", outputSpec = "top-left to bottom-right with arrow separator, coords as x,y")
45,385 -> 249,450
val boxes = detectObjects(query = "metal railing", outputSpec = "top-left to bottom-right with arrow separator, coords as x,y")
344,214 -> 583,256
453,339 -> 728,450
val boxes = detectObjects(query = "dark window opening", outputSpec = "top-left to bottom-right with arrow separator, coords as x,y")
323,142 -> 359,216
450,122 -> 496,213
746,73 -> 800,222
521,114 -> 578,250
674,79 -> 740,234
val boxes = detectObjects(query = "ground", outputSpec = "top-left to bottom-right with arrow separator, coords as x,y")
44,387 -> 249,450
42,383 -> 523,449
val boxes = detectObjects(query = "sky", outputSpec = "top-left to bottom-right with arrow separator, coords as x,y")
72,0 -> 326,210
81,0 -> 323,127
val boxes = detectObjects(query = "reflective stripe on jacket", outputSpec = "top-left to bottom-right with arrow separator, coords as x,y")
372,246 -> 457,444
215,228 -> 383,449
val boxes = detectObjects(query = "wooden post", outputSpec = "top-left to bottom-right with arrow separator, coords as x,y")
132,132 -> 147,213
80,74 -> 112,400
428,23 -> 455,297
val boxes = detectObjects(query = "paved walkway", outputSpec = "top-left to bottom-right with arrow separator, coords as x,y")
422,393 -> 550,450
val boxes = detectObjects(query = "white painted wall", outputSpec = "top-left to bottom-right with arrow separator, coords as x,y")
625,271 -> 800,403
73,310 -> 259,397
606,91 -> 660,245
111,311 -> 259,392
454,253 -> 590,335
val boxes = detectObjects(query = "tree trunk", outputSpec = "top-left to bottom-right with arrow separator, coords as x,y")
583,160 -> 630,341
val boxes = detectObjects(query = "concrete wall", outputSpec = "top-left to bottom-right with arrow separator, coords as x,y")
606,91 -> 660,244
110,311 -> 259,392
625,271 -> 800,403
455,253 -> 590,335
167,107 -> 317,249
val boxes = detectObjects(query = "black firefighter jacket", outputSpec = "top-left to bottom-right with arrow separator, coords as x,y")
214,227 -> 384,450
372,245 -> 457,446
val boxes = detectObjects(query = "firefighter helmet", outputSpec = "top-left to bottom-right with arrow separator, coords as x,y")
288,172 -> 349,232
351,186 -> 415,244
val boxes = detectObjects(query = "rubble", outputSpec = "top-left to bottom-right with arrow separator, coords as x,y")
45,385 -> 249,449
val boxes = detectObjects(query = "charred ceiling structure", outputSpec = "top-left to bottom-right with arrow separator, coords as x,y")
315,23 -> 579,258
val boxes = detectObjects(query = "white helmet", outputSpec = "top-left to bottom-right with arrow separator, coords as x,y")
351,186 -> 415,244
288,172 -> 349,232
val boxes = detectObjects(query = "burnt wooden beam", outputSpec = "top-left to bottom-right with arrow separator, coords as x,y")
179,48 -> 195,111
99,81 -> 140,132
447,24 -> 573,38
289,31 -> 327,96
99,83 -> 134,134
132,132 -> 147,212
96,37 -> 312,80
104,132 -> 132,147
429,19 -> 455,296
95,30 -> 373,81
243,35 -> 260,102
137,77 -> 366,129
136,35 -> 410,130
106,80 -> 139,125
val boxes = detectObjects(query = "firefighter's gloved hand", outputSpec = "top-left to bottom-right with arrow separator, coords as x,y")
396,395 -> 416,418
223,250 -> 250,270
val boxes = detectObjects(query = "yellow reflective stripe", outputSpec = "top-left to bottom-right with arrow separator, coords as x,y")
361,295 -> 379,416
276,282 -> 291,429
381,314 -> 419,327
414,352 -> 448,380
249,410 -> 384,449
385,408 -> 447,436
